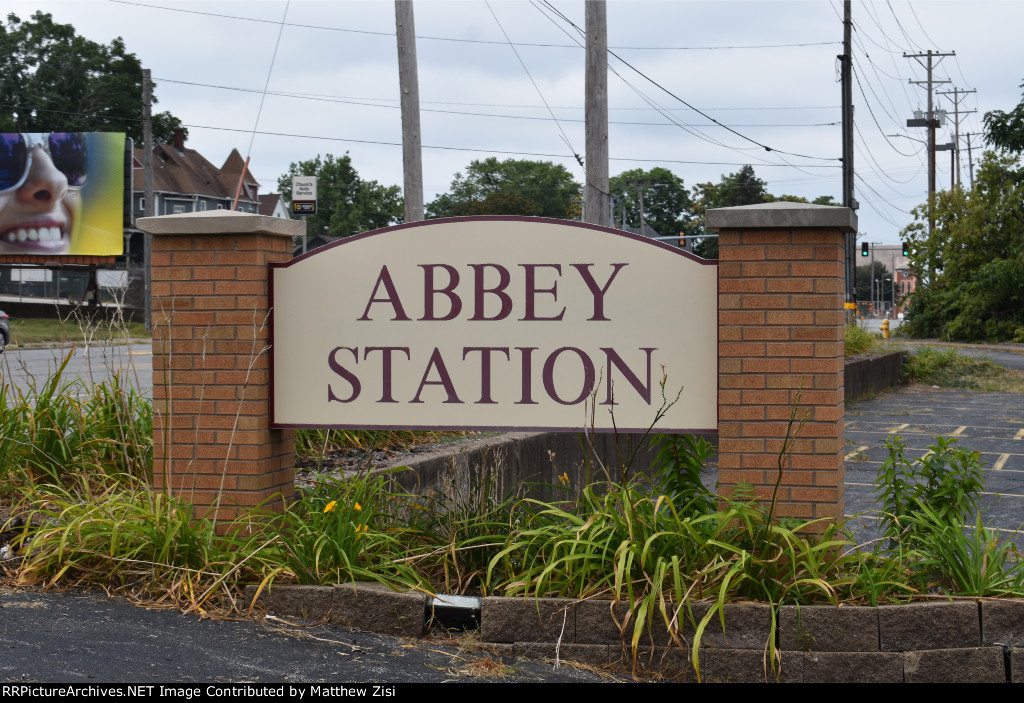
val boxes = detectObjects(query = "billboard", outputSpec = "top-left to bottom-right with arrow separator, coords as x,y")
270,218 -> 718,433
0,132 -> 125,256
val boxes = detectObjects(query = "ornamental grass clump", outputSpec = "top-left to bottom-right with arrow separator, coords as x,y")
0,351 -> 152,491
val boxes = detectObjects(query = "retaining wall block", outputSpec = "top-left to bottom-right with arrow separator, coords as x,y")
512,643 -> 612,668
608,646 -> 697,682
903,647 -> 1006,683
802,652 -> 903,683
241,584 -> 332,621
779,605 -> 879,652
695,603 -> 774,650
330,582 -> 427,637
1011,647 -> 1022,684
981,600 -> 1024,647
878,602 -> 980,651
480,597 -> 576,644
698,648 -> 803,683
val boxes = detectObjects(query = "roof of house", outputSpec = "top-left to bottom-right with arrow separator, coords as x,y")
132,144 -> 260,202
258,193 -> 283,217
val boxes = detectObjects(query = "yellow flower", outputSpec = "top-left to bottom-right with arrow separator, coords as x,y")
354,502 -> 362,511
559,472 -> 570,485
324,500 -> 337,513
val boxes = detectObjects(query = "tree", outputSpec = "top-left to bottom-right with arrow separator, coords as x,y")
855,261 -> 893,305
426,157 -> 580,219
902,151 -> 1024,342
278,153 -> 403,240
984,79 -> 1024,154
690,165 -> 770,259
609,167 -> 695,241
0,12 -> 184,143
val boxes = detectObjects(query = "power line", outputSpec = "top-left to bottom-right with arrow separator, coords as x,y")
107,0 -> 838,51
538,0 -> 839,163
158,77 -> 842,127
0,101 -> 840,170
483,0 -> 581,166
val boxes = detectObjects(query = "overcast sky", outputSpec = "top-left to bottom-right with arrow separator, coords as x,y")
10,0 -> 1024,244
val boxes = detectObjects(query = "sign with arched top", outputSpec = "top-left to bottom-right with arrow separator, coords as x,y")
270,217 -> 717,433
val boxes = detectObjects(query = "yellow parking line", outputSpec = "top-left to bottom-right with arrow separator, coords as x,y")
1015,429 -> 1024,440
951,425 -> 968,436
129,350 -> 153,356
892,423 -> 909,432
993,454 -> 1010,471
845,446 -> 869,461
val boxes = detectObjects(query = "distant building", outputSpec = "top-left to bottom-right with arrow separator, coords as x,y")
258,194 -> 292,219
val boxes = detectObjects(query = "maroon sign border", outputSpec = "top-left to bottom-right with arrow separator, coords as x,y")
268,216 -> 718,434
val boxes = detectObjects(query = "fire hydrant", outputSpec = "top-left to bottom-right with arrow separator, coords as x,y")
881,318 -> 890,339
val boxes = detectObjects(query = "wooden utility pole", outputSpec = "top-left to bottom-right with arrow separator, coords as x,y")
395,1 -> 424,222
937,87 -> 976,186
841,0 -> 856,300
906,50 -> 953,238
142,68 -> 155,332
584,0 -> 609,227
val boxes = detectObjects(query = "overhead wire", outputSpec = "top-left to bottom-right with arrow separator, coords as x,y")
537,0 -> 840,163
107,0 -> 838,51
482,0 -> 581,166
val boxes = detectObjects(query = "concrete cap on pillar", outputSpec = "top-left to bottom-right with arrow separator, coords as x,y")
706,202 -> 858,233
137,209 -> 305,238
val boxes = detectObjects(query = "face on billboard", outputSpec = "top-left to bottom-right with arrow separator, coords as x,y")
0,132 -> 122,256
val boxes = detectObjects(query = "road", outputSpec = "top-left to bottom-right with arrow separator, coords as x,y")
0,343 -> 152,398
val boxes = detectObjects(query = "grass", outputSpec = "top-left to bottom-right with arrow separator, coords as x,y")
6,316 -> 148,346
845,324 -> 881,356
902,346 -> 1024,392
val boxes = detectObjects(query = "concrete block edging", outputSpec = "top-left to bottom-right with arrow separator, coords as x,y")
244,586 -> 1024,683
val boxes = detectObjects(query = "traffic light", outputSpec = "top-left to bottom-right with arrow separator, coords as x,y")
861,242 -> 869,257
902,241 -> 910,257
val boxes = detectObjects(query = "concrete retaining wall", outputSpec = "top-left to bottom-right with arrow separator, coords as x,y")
845,350 -> 907,403
377,353 -> 907,496
245,585 -> 1024,683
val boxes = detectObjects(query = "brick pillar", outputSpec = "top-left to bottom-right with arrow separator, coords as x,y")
137,211 -> 303,521
707,203 -> 857,527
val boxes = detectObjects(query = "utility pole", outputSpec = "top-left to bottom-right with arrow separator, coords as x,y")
964,132 -> 983,187
840,0 -> 857,300
142,68 -> 155,332
395,1 -> 424,222
625,178 -> 652,235
584,0 -> 609,227
905,50 -> 954,238
937,87 -> 976,186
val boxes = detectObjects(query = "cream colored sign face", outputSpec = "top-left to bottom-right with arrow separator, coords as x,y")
271,218 -> 717,432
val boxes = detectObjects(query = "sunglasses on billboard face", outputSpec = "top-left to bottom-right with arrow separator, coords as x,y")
0,132 -> 88,194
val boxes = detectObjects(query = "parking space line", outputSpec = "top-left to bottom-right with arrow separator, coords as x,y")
1016,429 -> 1024,440
993,454 -> 1010,471
951,425 -> 968,436
892,423 -> 909,432
845,446 -> 869,462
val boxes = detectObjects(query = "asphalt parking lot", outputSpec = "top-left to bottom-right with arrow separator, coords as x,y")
843,385 -> 1024,537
